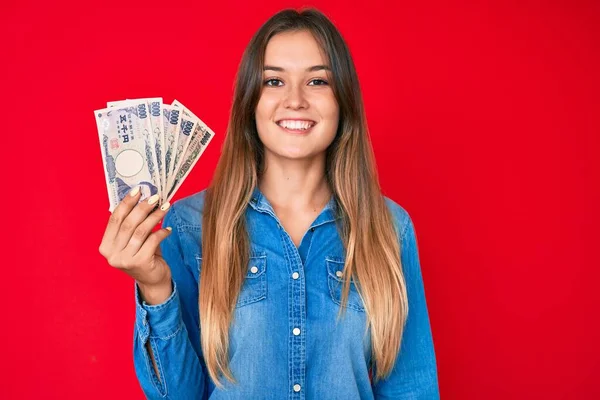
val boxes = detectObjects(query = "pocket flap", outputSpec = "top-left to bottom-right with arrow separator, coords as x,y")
247,254 -> 266,278
326,256 -> 346,281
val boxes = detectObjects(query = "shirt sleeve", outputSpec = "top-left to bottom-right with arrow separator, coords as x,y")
132,204 -> 206,399
372,212 -> 440,399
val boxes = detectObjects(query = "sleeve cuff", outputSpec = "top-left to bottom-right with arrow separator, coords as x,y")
134,279 -> 182,342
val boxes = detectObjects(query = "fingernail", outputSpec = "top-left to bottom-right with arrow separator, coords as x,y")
129,186 -> 140,197
160,202 -> 171,211
148,194 -> 160,205
166,227 -> 172,231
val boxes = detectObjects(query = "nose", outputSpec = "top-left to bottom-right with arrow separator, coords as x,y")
282,83 -> 309,110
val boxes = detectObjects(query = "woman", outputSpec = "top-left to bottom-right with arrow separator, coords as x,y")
99,8 -> 439,399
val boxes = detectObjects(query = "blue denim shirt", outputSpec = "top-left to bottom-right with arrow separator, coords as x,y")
133,186 -> 439,399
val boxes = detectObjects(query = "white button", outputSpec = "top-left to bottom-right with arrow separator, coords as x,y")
250,266 -> 258,273
292,272 -> 299,279
293,384 -> 301,392
336,270 -> 343,278
293,327 -> 301,336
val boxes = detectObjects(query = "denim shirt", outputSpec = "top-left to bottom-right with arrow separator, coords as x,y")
133,186 -> 439,399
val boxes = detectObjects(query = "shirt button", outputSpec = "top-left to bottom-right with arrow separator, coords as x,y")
250,266 -> 258,273
292,272 -> 299,279
293,327 -> 301,336
293,384 -> 301,392
336,270 -> 343,278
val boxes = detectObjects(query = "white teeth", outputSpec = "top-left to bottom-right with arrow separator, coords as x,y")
278,120 -> 314,130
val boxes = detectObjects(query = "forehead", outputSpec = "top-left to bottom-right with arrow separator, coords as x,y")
264,30 -> 327,69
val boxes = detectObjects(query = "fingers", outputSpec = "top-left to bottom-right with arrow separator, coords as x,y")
123,201 -> 172,256
135,226 -> 173,262
99,187 -> 142,257
113,193 -> 162,252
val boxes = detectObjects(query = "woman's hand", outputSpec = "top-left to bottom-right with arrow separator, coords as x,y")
99,187 -> 174,304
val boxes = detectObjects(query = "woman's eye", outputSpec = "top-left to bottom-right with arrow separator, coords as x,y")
308,79 -> 328,86
264,78 -> 329,87
264,78 -> 283,86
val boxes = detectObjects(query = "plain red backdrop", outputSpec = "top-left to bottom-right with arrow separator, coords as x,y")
1,0 -> 598,398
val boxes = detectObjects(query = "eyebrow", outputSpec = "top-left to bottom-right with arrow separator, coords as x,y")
263,65 -> 331,72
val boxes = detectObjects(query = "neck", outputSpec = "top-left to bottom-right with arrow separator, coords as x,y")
258,154 -> 332,211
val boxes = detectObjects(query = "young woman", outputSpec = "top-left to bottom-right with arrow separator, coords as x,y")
99,8 -> 439,399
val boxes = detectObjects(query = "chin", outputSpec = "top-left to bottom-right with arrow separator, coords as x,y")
259,134 -> 332,160
279,151 -> 313,159
268,146 -> 317,160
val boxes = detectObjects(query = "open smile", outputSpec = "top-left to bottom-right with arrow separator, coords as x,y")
275,119 -> 317,134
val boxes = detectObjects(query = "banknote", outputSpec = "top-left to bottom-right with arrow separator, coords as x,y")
107,98 -> 164,199
170,99 -> 198,189
162,104 -> 182,198
148,98 -> 166,198
95,103 -> 160,212
167,122 -> 215,202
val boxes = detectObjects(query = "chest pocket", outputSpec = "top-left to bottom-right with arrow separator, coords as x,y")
326,257 -> 366,312
194,253 -> 268,308
236,253 -> 268,307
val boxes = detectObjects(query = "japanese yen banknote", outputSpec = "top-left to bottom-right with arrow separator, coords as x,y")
94,98 -> 215,212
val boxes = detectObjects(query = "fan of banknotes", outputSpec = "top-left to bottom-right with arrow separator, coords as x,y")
94,98 -> 215,212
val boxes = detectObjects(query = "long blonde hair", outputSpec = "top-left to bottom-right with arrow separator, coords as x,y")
201,8 -> 408,388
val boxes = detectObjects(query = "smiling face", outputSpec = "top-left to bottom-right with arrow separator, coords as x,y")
255,30 -> 340,162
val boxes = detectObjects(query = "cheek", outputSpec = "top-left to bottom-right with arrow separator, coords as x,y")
317,94 -> 339,121
254,99 -> 269,133
318,97 -> 340,135
255,94 -> 277,119
255,99 -> 276,143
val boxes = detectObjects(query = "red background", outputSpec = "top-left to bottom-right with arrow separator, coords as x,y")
1,0 -> 598,398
